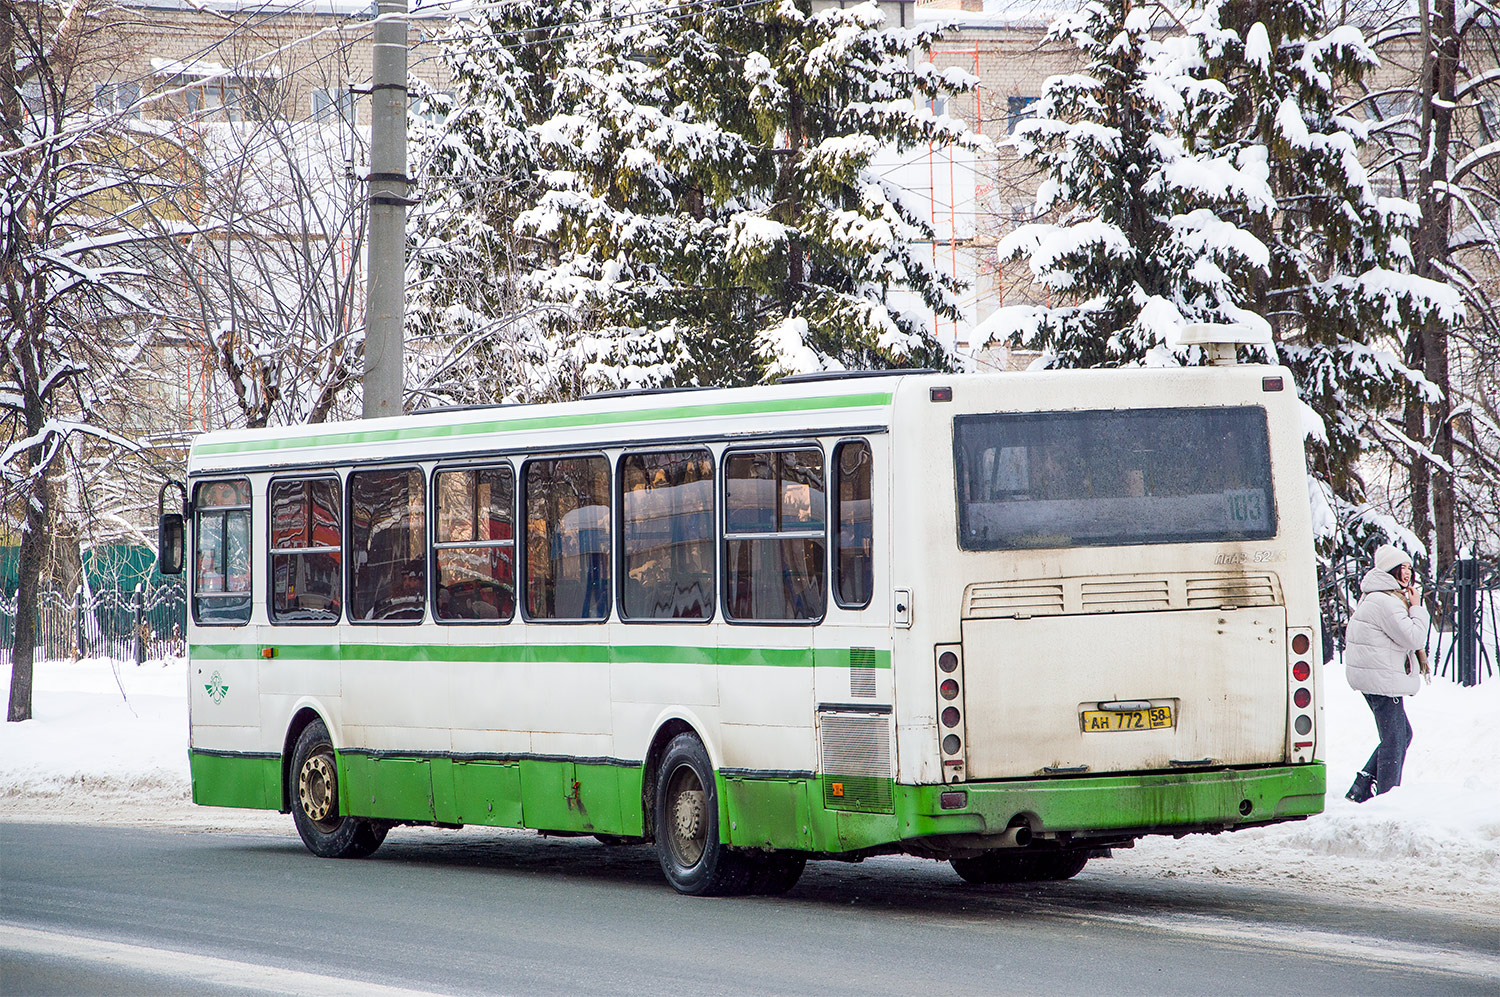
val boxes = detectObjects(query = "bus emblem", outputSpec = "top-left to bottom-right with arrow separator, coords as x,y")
205,671 -> 229,705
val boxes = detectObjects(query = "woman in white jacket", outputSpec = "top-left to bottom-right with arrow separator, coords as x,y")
1343,544 -> 1430,803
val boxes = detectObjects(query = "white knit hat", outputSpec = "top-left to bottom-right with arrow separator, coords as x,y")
1373,544 -> 1412,573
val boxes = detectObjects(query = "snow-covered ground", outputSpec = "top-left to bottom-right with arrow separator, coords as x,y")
1,654 -> 1496,913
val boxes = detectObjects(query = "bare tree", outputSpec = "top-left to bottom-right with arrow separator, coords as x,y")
1363,2 -> 1500,565
2,0 -> 174,719
141,47 -> 372,428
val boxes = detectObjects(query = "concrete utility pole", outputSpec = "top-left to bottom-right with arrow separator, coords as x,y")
363,0 -> 408,420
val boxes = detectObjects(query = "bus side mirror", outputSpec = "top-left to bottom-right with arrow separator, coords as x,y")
157,480 -> 188,575
158,513 -> 185,575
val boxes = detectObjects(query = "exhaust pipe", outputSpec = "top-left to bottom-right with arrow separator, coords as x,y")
989,822 -> 1033,849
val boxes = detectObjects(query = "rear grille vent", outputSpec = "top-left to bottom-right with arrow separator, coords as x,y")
1080,579 -> 1171,612
819,712 -> 893,813
963,571 -> 1284,618
1185,573 -> 1281,608
964,582 -> 1065,618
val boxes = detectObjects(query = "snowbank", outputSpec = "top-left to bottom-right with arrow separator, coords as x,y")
1118,671 -> 1500,911
1,654 -> 1496,911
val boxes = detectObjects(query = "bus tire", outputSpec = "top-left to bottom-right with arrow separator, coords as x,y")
746,852 -> 806,895
653,733 -> 749,896
950,849 -> 1089,884
1036,849 -> 1089,881
290,719 -> 387,860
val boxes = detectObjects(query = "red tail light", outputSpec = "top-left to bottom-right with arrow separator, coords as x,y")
1291,633 -> 1311,655
1293,688 -> 1311,708
1292,661 -> 1310,681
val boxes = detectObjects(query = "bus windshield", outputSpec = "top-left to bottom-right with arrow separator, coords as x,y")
954,406 -> 1277,550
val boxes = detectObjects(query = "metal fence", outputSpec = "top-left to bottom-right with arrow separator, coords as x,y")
0,580 -> 186,665
1321,555 -> 1497,686
6,555 -> 1493,680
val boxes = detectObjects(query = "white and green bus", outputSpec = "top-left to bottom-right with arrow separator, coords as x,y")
163,364 -> 1325,895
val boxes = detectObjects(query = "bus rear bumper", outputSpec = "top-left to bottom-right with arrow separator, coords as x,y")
898,763 -> 1326,843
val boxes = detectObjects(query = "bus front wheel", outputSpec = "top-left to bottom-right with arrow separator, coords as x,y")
290,719 -> 387,859
653,733 -> 750,896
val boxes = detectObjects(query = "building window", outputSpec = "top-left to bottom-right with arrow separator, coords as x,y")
193,479 -> 252,625
269,477 -> 342,623
723,449 -> 826,622
832,441 -> 873,610
94,82 -> 141,118
348,468 -> 426,623
524,456 -> 611,621
1007,95 -> 1038,135
151,59 -> 277,122
433,465 -> 515,622
620,450 -> 714,621
311,87 -> 355,125
1369,93 -> 1419,153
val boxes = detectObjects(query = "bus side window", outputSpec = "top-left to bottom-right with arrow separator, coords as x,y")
348,468 -> 426,623
193,478 -> 252,625
524,456 -> 610,621
269,477 -> 342,624
433,465 -> 515,622
833,440 -> 873,610
619,450 -> 714,621
723,448 -> 826,623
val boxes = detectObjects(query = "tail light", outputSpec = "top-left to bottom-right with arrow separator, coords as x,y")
934,644 -> 965,783
1286,626 -> 1316,760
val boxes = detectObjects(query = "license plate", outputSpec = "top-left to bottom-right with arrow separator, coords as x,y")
1081,706 -> 1174,732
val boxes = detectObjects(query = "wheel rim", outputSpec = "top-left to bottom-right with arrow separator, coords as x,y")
298,750 -> 341,832
664,763 -> 707,869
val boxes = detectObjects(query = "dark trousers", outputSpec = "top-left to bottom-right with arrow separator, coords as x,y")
1359,693 -> 1413,793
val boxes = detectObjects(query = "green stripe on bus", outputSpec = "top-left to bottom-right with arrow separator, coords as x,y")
194,392 -> 894,456
187,746 -> 1323,853
190,643 -> 890,669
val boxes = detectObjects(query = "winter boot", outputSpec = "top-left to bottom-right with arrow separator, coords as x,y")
1345,771 -> 1375,803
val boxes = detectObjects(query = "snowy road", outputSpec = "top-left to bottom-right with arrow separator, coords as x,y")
3,822 -> 1497,996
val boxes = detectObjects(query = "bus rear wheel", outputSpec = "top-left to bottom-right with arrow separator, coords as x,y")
653,733 -> 750,896
746,851 -> 806,895
950,849 -> 1089,884
290,719 -> 387,859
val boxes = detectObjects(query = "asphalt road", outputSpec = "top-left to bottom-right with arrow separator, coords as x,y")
3,821 -> 1496,995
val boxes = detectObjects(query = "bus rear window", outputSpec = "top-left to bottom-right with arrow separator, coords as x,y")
954,406 -> 1276,550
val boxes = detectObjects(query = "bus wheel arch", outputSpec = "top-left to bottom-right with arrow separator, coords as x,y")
280,708 -> 326,813
641,717 -> 702,842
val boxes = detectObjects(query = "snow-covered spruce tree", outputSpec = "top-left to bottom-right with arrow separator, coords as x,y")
994,0 -> 1462,562
407,0 -> 595,405
1185,0 -> 1461,561
990,0 -> 1276,367
514,0 -> 984,390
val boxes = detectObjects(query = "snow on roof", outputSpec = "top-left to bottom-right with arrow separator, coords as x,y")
125,0 -> 477,15
150,56 -> 281,79
916,0 -> 1070,30
126,0 -> 377,16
